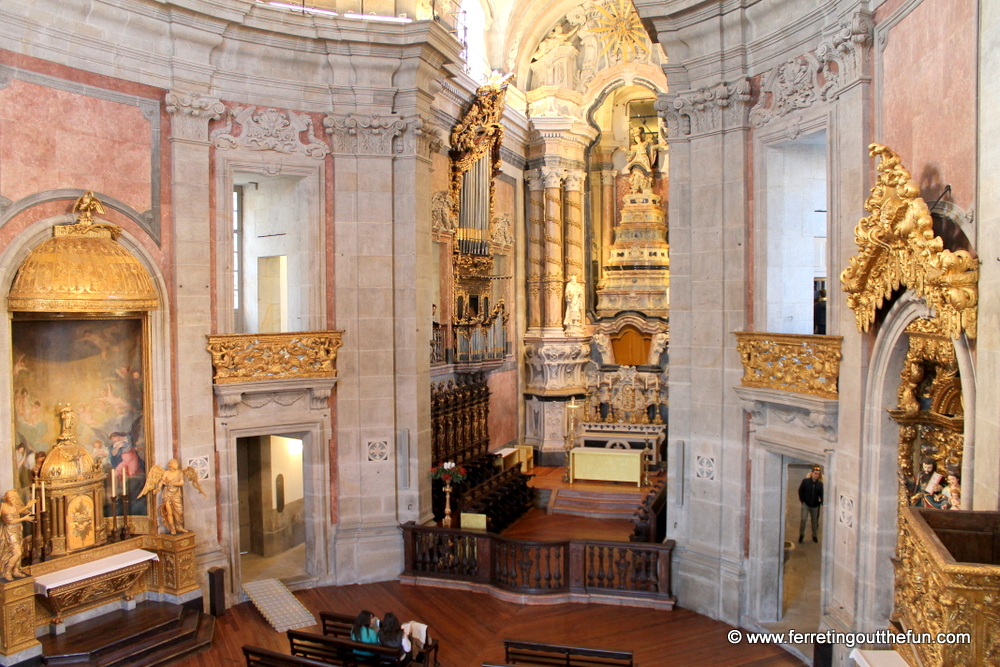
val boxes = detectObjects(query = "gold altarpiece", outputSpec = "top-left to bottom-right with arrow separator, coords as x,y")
0,194 -> 200,660
842,146 -> 993,667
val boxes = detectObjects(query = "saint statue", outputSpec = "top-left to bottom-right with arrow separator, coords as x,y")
564,275 -> 585,332
0,489 -> 35,581
138,459 -> 206,535
628,169 -> 653,195
623,127 -> 654,175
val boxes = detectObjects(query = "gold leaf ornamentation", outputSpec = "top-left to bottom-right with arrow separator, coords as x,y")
206,331 -> 343,384
841,144 -> 978,339
734,332 -> 842,399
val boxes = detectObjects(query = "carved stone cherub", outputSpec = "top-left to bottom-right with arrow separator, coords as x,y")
138,459 -> 206,535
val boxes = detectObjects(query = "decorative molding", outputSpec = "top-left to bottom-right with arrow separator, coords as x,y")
524,338 -> 591,394
563,169 -> 586,192
186,457 -> 211,481
841,145 -> 978,339
838,494 -> 854,529
212,377 -> 338,418
366,439 -> 391,462
734,386 -> 840,442
541,166 -> 566,189
656,79 -> 752,139
695,456 -> 715,480
211,105 -> 329,158
0,196 -> 12,216
165,90 -> 224,119
748,12 -> 873,129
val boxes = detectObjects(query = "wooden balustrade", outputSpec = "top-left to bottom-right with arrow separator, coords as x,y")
401,523 -> 675,604
733,332 -> 842,399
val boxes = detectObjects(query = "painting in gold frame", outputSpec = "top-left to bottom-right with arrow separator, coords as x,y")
11,316 -> 151,516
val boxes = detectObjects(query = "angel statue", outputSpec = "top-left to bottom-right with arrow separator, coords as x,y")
138,459 -> 206,535
0,489 -> 35,581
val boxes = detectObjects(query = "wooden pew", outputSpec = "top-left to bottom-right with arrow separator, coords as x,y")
317,612 -> 440,666
243,645 -> 333,667
498,639 -> 634,667
288,629 -> 405,666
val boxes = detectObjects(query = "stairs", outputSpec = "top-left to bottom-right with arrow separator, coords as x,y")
40,601 -> 214,667
547,489 -> 644,519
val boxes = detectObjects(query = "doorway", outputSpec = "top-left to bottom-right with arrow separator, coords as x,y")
780,458 -> 822,625
237,434 -> 307,583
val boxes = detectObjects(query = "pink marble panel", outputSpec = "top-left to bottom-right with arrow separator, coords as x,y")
0,79 -> 152,210
880,0 -> 975,210
488,368 -> 518,448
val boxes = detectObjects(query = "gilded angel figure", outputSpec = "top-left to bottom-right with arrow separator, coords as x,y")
138,459 -> 206,535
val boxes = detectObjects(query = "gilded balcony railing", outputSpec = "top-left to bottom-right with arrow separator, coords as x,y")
733,332 -> 842,399
894,507 -> 1000,667
206,331 -> 343,384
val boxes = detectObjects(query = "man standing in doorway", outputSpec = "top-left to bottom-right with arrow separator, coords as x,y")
798,466 -> 823,543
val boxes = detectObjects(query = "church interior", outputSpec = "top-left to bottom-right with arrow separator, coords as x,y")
0,0 -> 995,666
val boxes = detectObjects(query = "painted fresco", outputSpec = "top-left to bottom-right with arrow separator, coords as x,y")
12,318 -> 148,516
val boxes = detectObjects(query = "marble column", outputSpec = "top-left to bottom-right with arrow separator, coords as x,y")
527,169 -> 545,333
541,166 -> 565,335
563,169 -> 586,282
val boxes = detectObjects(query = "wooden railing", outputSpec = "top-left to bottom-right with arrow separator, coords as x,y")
733,332 -> 842,399
401,523 -> 674,603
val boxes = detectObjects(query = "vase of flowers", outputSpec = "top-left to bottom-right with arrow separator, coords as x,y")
430,462 -> 467,528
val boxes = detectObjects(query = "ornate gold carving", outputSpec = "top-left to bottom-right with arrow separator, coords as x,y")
8,192 -> 159,313
891,318 -> 964,509
895,508 -> 1000,667
206,331 -> 343,384
734,332 -> 842,399
841,145 -> 978,339
449,75 -> 511,218
40,561 -> 151,624
589,0 -> 651,63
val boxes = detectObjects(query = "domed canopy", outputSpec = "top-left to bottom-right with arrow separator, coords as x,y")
8,192 -> 159,312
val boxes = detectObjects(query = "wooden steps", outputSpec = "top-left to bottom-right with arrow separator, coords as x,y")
40,600 -> 214,667
547,489 -> 644,519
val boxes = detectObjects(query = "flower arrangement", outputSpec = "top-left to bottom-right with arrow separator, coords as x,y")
430,461 -> 468,484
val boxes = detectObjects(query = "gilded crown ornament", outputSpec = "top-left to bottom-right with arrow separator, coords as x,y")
841,144 -> 978,339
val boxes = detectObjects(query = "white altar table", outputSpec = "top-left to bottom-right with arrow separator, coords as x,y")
33,549 -> 159,595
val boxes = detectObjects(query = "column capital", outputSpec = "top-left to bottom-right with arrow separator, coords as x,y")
541,166 -> 566,189
166,90 -> 224,143
563,169 -> 587,192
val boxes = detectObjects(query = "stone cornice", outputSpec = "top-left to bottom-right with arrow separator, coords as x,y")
656,78 -> 752,140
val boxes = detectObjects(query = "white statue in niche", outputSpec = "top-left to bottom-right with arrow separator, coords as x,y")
564,275 -> 586,333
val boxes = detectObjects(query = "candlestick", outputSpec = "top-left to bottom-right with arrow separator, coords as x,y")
112,468 -> 116,498
31,483 -> 36,504
41,481 -> 45,512
122,468 -> 127,497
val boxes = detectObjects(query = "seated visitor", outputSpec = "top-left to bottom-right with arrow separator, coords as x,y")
351,610 -> 379,658
378,612 -> 411,664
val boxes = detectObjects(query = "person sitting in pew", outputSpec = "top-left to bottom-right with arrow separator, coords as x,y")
351,610 -> 380,658
378,612 -> 412,665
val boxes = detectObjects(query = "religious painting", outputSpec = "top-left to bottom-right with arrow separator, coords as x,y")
11,317 -> 149,516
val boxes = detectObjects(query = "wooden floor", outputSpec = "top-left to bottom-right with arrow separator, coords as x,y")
177,581 -> 805,667
500,506 -> 635,541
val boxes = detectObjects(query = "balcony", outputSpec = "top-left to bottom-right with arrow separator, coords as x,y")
733,332 -> 842,399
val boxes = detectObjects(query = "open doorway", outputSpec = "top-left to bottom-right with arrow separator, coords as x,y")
780,459 -> 822,627
237,434 -> 307,583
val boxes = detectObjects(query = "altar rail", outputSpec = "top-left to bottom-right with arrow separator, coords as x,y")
733,332 -> 842,399
206,331 -> 343,384
893,507 -> 1000,667
401,523 -> 674,603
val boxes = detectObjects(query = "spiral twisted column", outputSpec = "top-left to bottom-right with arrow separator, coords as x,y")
563,169 -> 586,283
541,167 -> 566,334
526,169 -> 546,333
